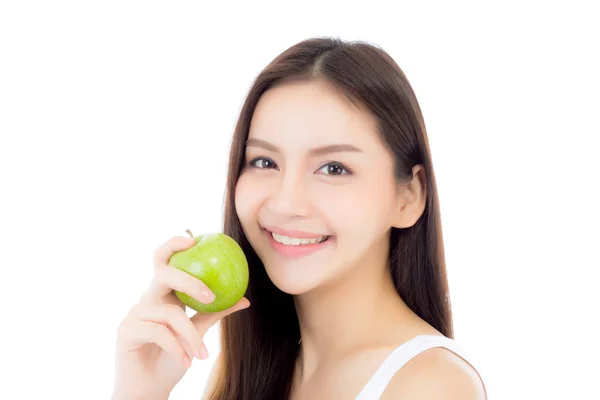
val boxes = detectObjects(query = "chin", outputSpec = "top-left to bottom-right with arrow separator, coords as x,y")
262,263 -> 323,295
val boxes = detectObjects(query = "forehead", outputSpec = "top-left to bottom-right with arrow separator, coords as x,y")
248,79 -> 380,148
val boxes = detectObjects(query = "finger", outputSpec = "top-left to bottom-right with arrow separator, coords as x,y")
191,297 -> 251,329
153,236 -> 196,270
128,303 -> 208,360
123,319 -> 192,369
141,264 -> 216,304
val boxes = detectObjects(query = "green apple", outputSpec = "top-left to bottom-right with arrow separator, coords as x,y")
168,230 -> 249,313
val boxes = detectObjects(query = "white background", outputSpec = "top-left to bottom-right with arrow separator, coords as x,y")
1,1 -> 598,399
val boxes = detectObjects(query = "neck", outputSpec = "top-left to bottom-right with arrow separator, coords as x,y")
292,246 -> 420,382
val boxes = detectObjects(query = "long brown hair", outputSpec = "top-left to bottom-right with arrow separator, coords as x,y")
210,36 -> 453,400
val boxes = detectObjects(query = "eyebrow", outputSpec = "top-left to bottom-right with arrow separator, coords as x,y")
245,138 -> 363,156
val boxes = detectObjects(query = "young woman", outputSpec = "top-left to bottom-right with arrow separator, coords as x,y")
113,37 -> 487,400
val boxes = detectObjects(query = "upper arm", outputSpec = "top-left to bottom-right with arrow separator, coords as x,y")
380,347 -> 486,400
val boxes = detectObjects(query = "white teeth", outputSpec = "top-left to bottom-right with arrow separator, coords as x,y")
271,232 -> 328,245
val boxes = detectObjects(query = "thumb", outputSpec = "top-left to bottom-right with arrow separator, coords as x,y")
190,297 -> 251,329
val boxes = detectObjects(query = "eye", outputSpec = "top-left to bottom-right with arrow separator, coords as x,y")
248,156 -> 278,170
316,162 -> 352,176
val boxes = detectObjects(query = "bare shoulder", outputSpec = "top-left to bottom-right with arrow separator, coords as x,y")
380,346 -> 486,400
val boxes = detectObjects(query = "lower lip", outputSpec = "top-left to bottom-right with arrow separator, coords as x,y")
265,230 -> 334,259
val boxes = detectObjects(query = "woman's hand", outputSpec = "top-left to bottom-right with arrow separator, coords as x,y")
112,235 -> 250,400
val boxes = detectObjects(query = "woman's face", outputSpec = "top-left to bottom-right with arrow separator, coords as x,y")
235,79 -> 405,295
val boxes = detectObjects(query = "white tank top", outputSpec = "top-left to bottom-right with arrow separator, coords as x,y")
354,334 -> 487,399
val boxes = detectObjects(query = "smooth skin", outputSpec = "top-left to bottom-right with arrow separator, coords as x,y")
234,78 -> 486,399
113,78 -> 485,399
112,236 -> 250,400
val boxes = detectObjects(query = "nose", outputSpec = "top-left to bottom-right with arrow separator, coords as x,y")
266,170 -> 310,217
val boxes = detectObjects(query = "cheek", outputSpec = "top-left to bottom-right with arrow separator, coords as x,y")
234,175 -> 264,223
322,181 -> 394,235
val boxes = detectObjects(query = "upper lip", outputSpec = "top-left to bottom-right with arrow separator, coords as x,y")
262,225 -> 330,239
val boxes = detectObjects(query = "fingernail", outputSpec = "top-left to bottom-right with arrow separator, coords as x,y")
200,290 -> 216,304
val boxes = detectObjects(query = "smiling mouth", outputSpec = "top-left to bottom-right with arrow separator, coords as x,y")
263,228 -> 332,246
